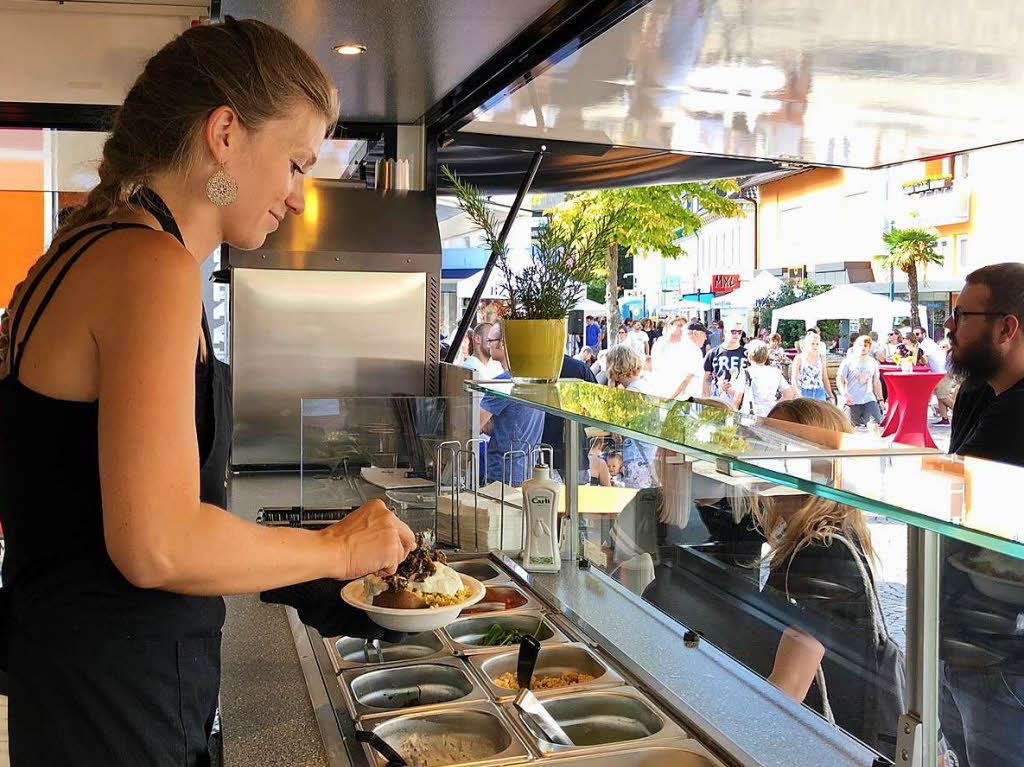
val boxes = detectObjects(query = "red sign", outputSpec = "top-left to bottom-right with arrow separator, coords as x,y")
712,274 -> 741,294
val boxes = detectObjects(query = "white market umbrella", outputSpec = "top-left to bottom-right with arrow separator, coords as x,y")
712,272 -> 782,311
770,283 -> 927,333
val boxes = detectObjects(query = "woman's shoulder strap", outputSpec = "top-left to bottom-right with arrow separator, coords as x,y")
5,222 -> 151,379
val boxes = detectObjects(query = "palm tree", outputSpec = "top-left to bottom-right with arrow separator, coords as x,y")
875,226 -> 944,329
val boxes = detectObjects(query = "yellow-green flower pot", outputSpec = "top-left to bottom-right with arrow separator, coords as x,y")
502,318 -> 566,384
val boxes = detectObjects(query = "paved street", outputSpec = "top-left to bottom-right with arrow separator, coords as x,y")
871,420 -> 951,651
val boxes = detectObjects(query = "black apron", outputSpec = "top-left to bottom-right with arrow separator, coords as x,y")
4,190 -> 232,766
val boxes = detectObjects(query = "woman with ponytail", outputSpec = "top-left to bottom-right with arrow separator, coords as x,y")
0,18 -> 415,765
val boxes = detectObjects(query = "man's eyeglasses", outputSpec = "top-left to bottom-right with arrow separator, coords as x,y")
949,307 -> 1008,326
730,329 -> 743,335
486,337 -> 503,346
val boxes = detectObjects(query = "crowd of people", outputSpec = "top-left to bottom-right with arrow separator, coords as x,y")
577,315 -> 962,430
449,309 -> 964,492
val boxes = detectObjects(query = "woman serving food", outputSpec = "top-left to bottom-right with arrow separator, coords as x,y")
0,18 -> 415,765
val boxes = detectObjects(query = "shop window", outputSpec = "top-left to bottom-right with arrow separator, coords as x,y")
957,235 -> 969,270
954,153 -> 969,179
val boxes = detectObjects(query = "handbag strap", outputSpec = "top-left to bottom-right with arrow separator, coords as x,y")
828,533 -> 889,647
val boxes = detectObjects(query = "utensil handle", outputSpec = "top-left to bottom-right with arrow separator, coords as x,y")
517,635 -> 541,690
355,730 -> 408,767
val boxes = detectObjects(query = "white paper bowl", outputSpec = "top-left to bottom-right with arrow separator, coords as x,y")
949,553 -> 1024,606
341,573 -> 486,632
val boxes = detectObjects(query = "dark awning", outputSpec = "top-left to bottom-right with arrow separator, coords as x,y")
436,139 -> 781,194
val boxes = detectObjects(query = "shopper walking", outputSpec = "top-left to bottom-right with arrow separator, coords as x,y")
651,315 -> 705,401
584,315 -> 601,351
738,340 -> 795,416
836,336 -> 884,426
914,326 -> 955,424
703,317 -> 749,400
791,331 -> 833,401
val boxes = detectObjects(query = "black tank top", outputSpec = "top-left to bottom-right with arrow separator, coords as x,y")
0,195 -> 227,639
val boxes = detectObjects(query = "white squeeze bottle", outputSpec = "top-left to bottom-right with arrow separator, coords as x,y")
521,459 -> 562,573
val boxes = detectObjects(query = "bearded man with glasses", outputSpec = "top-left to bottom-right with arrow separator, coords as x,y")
939,263 -> 1024,767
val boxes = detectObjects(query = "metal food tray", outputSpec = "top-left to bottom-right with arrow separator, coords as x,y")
446,558 -> 513,585
356,702 -> 532,767
442,610 -> 570,655
324,630 -> 452,673
502,686 -> 689,758
458,584 -> 542,618
523,742 -> 724,766
468,643 -> 624,702
340,656 -> 489,720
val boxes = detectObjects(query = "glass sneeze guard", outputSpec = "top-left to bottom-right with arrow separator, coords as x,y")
738,453 -> 1024,559
465,380 -> 1024,561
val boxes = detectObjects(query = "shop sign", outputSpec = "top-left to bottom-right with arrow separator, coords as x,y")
712,274 -> 740,294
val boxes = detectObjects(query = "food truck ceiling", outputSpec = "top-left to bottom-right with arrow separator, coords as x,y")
220,0 -> 558,123
456,0 -> 1024,169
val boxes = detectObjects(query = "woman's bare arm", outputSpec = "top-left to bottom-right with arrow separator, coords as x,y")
768,626 -> 825,701
94,233 -> 413,594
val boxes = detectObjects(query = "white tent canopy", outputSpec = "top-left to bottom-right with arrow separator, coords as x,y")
574,298 -> 608,315
712,271 -> 782,311
456,270 -> 507,300
770,284 -> 928,334
660,299 -> 710,316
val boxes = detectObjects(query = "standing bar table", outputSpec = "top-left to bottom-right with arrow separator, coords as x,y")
879,371 -> 944,448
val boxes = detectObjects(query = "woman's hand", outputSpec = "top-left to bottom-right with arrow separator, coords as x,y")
321,499 -> 416,581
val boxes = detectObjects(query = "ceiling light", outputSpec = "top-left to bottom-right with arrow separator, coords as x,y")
334,43 -> 366,56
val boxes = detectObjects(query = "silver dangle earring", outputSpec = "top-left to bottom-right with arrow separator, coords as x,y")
206,164 -> 238,206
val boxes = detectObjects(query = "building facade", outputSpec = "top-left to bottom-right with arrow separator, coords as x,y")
633,199 -> 756,315
753,142 -> 1022,333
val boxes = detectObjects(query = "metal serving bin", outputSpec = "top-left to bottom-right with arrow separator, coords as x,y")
324,631 -> 450,672
469,643 -> 623,702
459,584 -> 541,617
523,742 -> 723,766
442,610 -> 569,655
447,558 -> 510,585
504,686 -> 689,758
340,656 -> 488,719
357,702 -> 531,767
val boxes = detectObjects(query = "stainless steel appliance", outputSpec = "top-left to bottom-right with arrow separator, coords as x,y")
229,183 -> 441,468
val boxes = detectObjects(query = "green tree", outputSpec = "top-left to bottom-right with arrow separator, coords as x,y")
874,226 -> 943,330
754,278 -> 837,347
549,182 -> 745,336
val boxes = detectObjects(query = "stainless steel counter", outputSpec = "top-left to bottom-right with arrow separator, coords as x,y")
224,474 -> 878,767
498,555 -> 878,767
223,474 -> 331,767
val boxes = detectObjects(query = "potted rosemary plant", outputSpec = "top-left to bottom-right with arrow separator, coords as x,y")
444,166 -> 617,382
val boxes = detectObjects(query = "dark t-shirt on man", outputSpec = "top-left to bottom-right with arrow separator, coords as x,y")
949,376 -> 1024,467
542,356 -> 597,475
703,345 -> 749,383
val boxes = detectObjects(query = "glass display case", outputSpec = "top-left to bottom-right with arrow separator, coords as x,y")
458,380 -> 1024,767
286,384 -> 1023,767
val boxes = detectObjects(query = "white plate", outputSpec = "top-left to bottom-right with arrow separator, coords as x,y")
949,553 -> 1024,605
341,573 -> 486,632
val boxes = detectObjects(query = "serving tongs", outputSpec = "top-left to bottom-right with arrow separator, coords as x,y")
512,636 -> 574,747
362,638 -> 385,664
355,730 -> 407,767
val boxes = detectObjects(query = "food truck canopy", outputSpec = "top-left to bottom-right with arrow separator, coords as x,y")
770,284 -> 927,333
